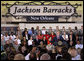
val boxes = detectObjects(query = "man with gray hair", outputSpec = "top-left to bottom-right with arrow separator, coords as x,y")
14,54 -> 25,60
40,53 -> 51,60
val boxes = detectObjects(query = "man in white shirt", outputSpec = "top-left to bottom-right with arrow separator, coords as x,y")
42,26 -> 46,35
75,41 -> 83,49
4,33 -> 10,42
10,32 -> 16,41
13,35 -> 21,51
28,36 -> 33,46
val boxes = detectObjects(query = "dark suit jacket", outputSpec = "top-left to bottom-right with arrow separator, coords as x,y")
34,39 -> 41,46
53,35 -> 64,42
68,34 -> 76,46
22,31 -> 30,40
52,35 -> 64,46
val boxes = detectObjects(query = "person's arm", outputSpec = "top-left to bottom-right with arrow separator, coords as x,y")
36,53 -> 39,60
36,51 -> 40,60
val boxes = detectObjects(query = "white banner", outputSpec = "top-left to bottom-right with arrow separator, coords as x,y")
10,5 -> 74,16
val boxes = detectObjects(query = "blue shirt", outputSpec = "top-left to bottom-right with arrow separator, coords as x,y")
28,30 -> 32,35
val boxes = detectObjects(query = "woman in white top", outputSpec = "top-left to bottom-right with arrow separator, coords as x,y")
28,36 -> 33,46
62,31 -> 68,41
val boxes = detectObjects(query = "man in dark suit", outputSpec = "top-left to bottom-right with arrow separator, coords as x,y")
34,36 -> 41,46
23,31 -> 30,40
52,31 -> 66,46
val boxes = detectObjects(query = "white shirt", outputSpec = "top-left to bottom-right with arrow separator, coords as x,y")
26,34 -> 28,40
14,39 -> 21,45
28,40 -> 33,46
25,53 -> 30,60
10,35 -> 16,41
72,55 -> 81,60
4,36 -> 9,41
42,30 -> 46,35
62,35 -> 68,40
75,44 -> 83,49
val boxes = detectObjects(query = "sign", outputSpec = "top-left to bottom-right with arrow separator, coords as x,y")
10,5 -> 75,16
26,16 -> 58,21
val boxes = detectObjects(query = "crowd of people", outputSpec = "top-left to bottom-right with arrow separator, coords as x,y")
1,25 -> 83,60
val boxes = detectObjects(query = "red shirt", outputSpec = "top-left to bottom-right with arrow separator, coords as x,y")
37,35 -> 43,40
47,40 -> 50,44
49,34 -> 55,40
43,34 -> 50,41
47,40 -> 52,44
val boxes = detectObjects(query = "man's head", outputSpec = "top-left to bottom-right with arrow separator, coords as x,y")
63,31 -> 66,35
11,32 -> 14,35
31,27 -> 34,30
25,31 -> 28,35
51,31 -> 54,35
40,41 -> 43,45
49,27 -> 52,30
75,26 -> 78,30
56,26 -> 59,30
68,27 -> 72,30
42,26 -> 46,30
76,41 -> 80,44
40,53 -> 51,60
36,26 -> 39,30
56,31 -> 60,36
68,47 -> 77,57
14,54 -> 25,60
62,26 -> 65,29
5,32 -> 8,36
29,52 -> 36,60
32,46 -> 37,53
24,28 -> 27,31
